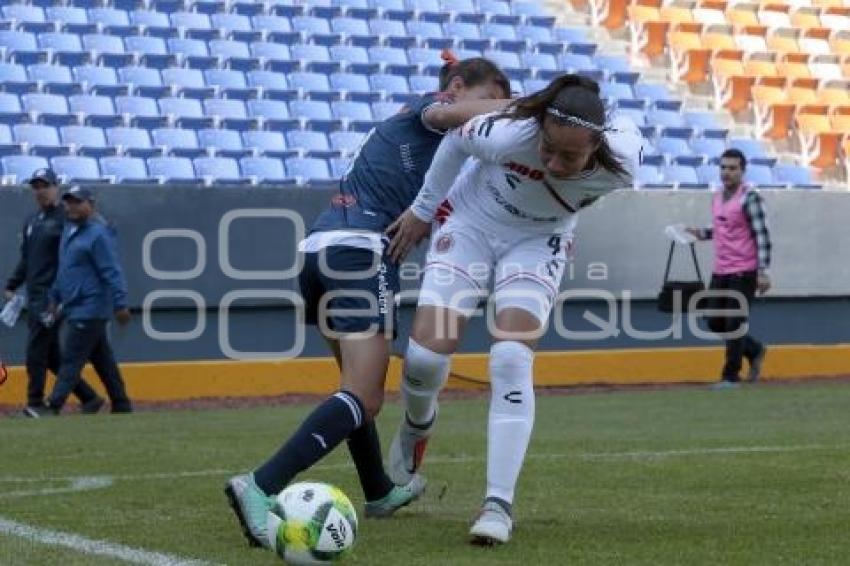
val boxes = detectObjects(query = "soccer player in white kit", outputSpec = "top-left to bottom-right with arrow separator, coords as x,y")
385,74 -> 641,544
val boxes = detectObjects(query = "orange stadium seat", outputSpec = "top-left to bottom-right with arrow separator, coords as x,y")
592,0 -> 662,30
629,3 -> 695,56
817,81 -> 850,106
813,0 -> 846,8
693,4 -> 728,24
810,55 -> 844,80
758,6 -> 791,27
831,31 -> 850,57
752,84 -> 796,139
766,29 -> 801,54
796,107 -> 843,168
669,24 -> 737,83
800,28 -> 833,56
727,4 -> 760,26
711,52 -> 756,111
777,54 -> 813,79
821,6 -> 850,29
790,7 -> 823,29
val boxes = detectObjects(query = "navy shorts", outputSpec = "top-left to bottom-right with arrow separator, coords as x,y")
299,245 -> 399,338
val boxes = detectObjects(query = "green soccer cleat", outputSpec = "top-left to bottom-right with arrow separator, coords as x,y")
364,474 -> 427,519
224,473 -> 273,548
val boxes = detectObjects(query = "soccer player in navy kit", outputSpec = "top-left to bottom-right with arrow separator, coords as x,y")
226,55 -> 511,548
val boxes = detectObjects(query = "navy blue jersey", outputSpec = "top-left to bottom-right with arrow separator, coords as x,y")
311,92 -> 452,234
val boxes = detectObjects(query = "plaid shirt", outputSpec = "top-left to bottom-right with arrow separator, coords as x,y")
700,189 -> 772,271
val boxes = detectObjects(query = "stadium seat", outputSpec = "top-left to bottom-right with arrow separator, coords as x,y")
147,156 -> 195,180
285,156 -> 332,181
194,156 -> 241,181
2,155 -> 50,183
125,36 -> 168,56
240,156 -> 287,182
204,99 -> 247,119
61,125 -> 107,149
247,99 -> 291,121
637,165 -> 663,185
14,124 -> 60,147
329,131 -> 366,154
106,126 -> 152,151
745,164 -> 775,185
286,130 -> 330,153
198,128 -> 244,154
663,165 -> 699,185
247,70 -> 290,90
3,5 -> 46,24
91,8 -> 130,28
51,155 -> 101,181
38,33 -> 83,52
242,130 -> 287,155
100,156 -> 148,181
773,164 -> 813,185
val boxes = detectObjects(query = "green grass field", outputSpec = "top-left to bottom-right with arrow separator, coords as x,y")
1,382 -> 849,565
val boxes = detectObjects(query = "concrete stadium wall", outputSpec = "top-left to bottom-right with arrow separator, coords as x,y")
1,185 -> 849,402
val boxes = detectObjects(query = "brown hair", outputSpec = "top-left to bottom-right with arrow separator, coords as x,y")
437,50 -> 511,97
503,74 -> 629,179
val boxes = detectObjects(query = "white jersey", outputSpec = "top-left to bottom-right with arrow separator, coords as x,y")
410,113 -> 641,240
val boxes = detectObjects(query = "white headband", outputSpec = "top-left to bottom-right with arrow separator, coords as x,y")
546,107 -> 606,132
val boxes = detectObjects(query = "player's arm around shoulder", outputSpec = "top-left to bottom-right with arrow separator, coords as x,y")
421,98 -> 512,133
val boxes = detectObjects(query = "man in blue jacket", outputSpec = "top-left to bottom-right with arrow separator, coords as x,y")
5,169 -> 102,416
33,186 -> 133,416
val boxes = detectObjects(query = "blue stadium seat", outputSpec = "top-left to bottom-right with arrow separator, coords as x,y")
330,155 -> 352,177
286,130 -> 330,152
240,156 -> 287,181
250,42 -> 292,62
3,5 -> 46,23
198,128 -> 245,156
161,68 -> 205,91
683,111 -> 723,131
74,65 -> 118,88
691,137 -> 726,160
0,93 -> 22,113
209,40 -> 251,59
774,164 -> 812,185
90,8 -> 130,28
745,165 -> 774,185
106,126 -> 152,150
159,97 -> 204,120
47,7 -> 89,26
171,12 -> 212,30
204,98 -> 247,119
125,36 -> 168,56
656,137 -> 692,158
289,99 -> 333,121
115,95 -> 163,127
600,81 -> 634,100
212,13 -> 252,33
523,53 -> 557,71
664,165 -> 698,184
648,108 -> 686,128
153,127 -> 200,152
331,46 -> 370,65
84,34 -> 127,64
369,46 -> 408,66
407,48 -> 444,69
481,23 -> 517,41
329,131 -> 365,153
148,156 -> 195,180
194,156 -> 240,180
0,31 -> 38,53
511,1 -> 547,16
697,164 -> 719,184
291,44 -> 332,63
289,72 -> 331,93
252,15 -> 293,34
23,93 -> 70,115
14,124 -> 60,146
51,155 -> 101,181
292,16 -> 332,35
517,25 -> 552,43
100,156 -> 148,181
204,69 -> 247,89
444,22 -> 480,40
441,0 -> 475,11
246,70 -> 289,90
370,74 -> 408,94
285,156 -> 331,180
2,155 -> 48,182
247,99 -> 290,120
410,75 -> 439,93
372,101 -> 402,120
637,165 -> 662,185
728,138 -> 768,161
119,66 -> 163,87
522,79 -> 548,94
242,130 -> 287,154
332,17 -> 370,36
594,55 -> 631,76
329,72 -> 371,94
407,21 -> 443,40
61,125 -> 107,148
635,83 -> 675,104
168,38 -> 209,58
332,100 -> 373,122
369,19 -> 406,37
28,64 -> 73,85
38,33 -> 83,52
479,0 -> 511,15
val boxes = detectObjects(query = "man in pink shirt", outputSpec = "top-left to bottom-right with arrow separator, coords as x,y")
688,149 -> 772,387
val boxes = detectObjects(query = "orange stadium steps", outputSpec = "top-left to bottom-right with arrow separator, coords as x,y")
795,108 -> 846,168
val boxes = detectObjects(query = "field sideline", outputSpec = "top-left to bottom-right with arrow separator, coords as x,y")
1,382 -> 849,565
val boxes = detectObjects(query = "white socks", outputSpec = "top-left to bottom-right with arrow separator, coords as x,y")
402,338 -> 451,426
486,341 -> 535,505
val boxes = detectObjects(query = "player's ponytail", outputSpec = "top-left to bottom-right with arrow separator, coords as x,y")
437,51 -> 510,97
504,74 -> 629,179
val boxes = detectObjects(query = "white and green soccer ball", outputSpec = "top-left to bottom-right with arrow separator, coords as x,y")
267,482 -> 358,565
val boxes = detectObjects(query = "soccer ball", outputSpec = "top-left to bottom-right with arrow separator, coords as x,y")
267,482 -> 358,565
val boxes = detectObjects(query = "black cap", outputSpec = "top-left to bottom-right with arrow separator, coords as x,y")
61,186 -> 94,202
28,168 -> 58,186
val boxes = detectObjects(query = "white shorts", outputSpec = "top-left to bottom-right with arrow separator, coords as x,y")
418,216 -> 572,325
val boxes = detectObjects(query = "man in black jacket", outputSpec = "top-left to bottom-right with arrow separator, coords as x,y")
4,169 -> 103,416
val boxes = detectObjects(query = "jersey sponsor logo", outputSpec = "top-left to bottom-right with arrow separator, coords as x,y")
504,161 -> 545,181
330,193 -> 357,208
434,232 -> 454,253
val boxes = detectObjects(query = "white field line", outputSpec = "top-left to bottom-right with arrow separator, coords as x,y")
0,517 -> 220,566
0,443 -> 846,487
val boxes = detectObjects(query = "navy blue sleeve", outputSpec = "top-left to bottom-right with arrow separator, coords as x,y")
409,92 -> 455,134
90,229 -> 128,311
